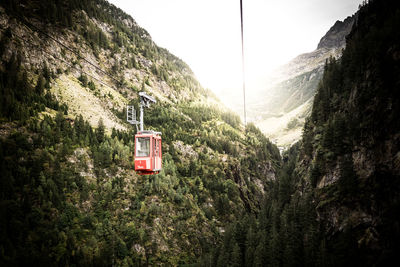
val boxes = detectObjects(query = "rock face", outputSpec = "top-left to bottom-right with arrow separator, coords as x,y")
298,0 -> 400,263
250,15 -> 355,147
317,16 -> 355,50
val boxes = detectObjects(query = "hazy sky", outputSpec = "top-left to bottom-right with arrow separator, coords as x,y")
107,0 -> 363,95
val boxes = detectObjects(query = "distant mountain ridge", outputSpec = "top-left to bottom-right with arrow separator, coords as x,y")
249,14 -> 356,147
271,15 -> 356,90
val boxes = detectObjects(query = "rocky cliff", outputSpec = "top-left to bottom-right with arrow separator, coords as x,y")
207,1 -> 400,265
318,16 -> 355,49
299,0 -> 400,263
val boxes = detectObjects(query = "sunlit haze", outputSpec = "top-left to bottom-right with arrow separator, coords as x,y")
107,0 -> 363,101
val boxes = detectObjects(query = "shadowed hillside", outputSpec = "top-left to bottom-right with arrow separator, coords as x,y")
205,0 -> 400,265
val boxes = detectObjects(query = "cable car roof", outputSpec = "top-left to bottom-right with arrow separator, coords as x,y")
137,130 -> 162,135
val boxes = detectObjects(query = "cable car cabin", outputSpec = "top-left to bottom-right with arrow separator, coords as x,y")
135,131 -> 162,175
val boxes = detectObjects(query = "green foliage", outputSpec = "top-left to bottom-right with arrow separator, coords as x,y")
0,0 -> 281,265
87,80 -> 96,91
96,118 -> 105,143
338,155 -> 358,197
0,55 -> 281,267
7,0 -> 399,266
204,143 -> 326,266
78,73 -> 88,87
221,111 -> 241,129
0,55 -> 60,122
205,1 -> 400,266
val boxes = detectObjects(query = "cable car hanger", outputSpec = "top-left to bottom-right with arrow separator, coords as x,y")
127,92 -> 162,175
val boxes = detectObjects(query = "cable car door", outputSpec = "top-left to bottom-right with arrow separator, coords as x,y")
152,137 -> 156,171
153,137 -> 158,171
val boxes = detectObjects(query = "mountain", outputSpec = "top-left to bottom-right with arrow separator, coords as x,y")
207,0 -> 400,265
249,15 -> 355,148
0,0 -> 281,265
3,0 -> 399,266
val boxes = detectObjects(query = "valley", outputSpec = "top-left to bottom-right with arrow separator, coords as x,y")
249,15 -> 355,148
1,0 -> 399,266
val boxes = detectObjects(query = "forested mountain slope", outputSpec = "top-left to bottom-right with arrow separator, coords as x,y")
207,0 -> 400,265
0,0 -> 280,265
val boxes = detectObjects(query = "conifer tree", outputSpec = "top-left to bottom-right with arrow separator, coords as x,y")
35,75 -> 45,95
96,118 -> 105,143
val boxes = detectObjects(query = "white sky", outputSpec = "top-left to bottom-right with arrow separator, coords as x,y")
107,0 -> 363,97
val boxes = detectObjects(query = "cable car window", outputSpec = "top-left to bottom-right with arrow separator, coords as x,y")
136,137 -> 150,157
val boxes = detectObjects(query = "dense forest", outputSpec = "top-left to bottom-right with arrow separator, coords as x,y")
0,0 -> 280,265
204,0 -> 400,266
1,0 -> 399,266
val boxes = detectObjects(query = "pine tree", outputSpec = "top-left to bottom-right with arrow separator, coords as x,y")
35,75 -> 45,95
231,241 -> 242,267
338,155 -> 358,197
96,118 -> 105,143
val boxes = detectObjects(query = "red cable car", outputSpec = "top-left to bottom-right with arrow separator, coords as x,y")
134,130 -> 162,175
127,92 -> 162,175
